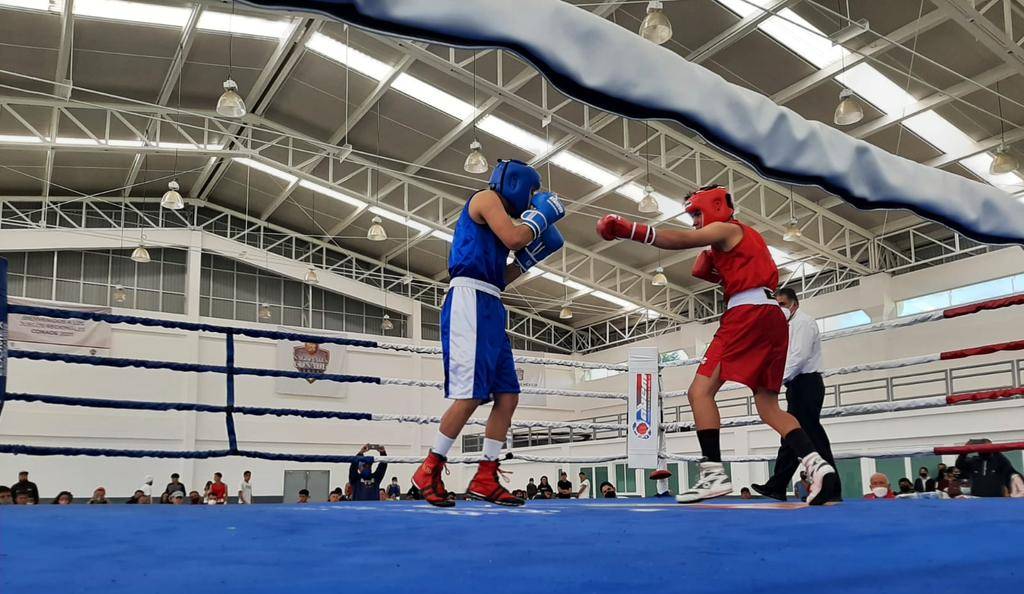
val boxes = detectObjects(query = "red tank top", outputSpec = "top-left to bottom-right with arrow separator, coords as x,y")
709,222 -> 779,301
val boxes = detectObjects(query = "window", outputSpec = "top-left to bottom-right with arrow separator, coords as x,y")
897,273 -> 1023,317
816,310 -> 871,333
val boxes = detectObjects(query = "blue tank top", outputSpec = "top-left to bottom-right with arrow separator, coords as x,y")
448,196 -> 510,289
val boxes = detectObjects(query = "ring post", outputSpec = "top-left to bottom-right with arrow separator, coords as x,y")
225,331 -> 238,453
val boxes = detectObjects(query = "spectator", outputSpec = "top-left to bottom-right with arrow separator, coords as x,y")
88,487 -> 108,504
526,478 -> 538,500
577,472 -> 591,499
599,481 -> 617,498
159,492 -> 170,505
936,462 -> 947,478
378,489 -> 388,501
0,485 -> 11,505
126,489 -> 145,504
203,481 -> 213,501
188,491 -> 202,505
914,467 -> 936,492
343,483 -> 353,501
897,478 -> 914,495
238,470 -> 253,505
140,475 -> 154,502
163,473 -> 186,500
386,477 -> 402,500
793,472 -> 811,502
209,472 -> 227,504
328,489 -> 343,503
536,476 -> 554,499
740,487 -> 752,499
11,471 -> 39,504
297,489 -> 310,503
864,473 -> 895,499
407,483 -> 422,500
556,472 -> 573,499
170,491 -> 185,505
52,491 -> 73,505
349,444 -> 388,501
955,439 -> 1018,497
14,492 -> 32,505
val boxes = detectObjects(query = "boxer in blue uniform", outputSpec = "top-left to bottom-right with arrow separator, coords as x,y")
412,159 -> 566,507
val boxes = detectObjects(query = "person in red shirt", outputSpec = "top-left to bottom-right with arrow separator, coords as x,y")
863,473 -> 896,499
596,184 -> 837,505
209,472 -> 228,504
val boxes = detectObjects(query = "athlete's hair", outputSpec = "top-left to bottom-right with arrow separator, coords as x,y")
777,287 -> 798,304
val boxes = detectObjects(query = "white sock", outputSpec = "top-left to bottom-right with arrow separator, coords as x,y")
482,438 -> 503,461
432,432 -> 456,457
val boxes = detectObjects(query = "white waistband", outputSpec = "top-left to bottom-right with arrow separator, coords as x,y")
448,277 -> 501,298
726,287 -> 777,310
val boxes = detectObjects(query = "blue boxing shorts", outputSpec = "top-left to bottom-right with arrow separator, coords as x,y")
441,277 -> 520,401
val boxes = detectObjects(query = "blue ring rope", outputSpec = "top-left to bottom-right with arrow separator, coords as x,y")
7,304 -> 383,349
0,443 -> 376,464
225,332 -> 238,453
3,392 -> 374,421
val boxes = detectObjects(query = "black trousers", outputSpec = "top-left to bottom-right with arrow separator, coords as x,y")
765,372 -> 840,494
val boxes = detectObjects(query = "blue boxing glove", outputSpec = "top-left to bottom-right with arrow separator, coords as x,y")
514,225 -> 564,273
519,192 -> 566,239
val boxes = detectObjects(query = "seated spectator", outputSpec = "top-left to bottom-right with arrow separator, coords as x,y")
378,489 -> 388,501
140,475 -> 154,501
864,473 -> 895,499
170,492 -> 185,505
0,485 -> 11,505
52,491 -> 73,505
188,491 -> 202,505
14,492 -> 32,505
349,444 -> 388,501
297,489 -> 310,503
556,472 -> 573,499
536,476 -> 554,500
914,466 -> 936,492
209,472 -> 228,504
897,478 -> 914,495
740,487 -> 752,499
203,481 -> 213,500
526,478 -> 538,500
88,487 -> 108,504
386,477 -> 401,500
344,482 -> 353,501
126,490 -> 145,504
512,489 -> 528,500
159,493 -> 170,504
793,472 -> 811,502
328,487 -> 344,502
11,471 -> 39,504
955,438 -> 1021,497
936,462 -> 947,478
599,481 -> 617,498
164,473 -> 186,501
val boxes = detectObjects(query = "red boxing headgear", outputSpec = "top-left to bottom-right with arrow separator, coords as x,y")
684,184 -> 734,228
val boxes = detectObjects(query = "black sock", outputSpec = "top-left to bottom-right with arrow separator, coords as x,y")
783,428 -> 814,458
696,428 -> 722,462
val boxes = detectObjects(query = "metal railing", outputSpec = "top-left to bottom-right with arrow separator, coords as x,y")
463,356 -> 1024,452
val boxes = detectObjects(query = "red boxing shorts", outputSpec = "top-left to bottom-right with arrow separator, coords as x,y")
697,304 -> 788,393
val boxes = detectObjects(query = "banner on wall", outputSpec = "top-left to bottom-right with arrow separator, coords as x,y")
8,298 -> 112,354
274,337 -> 348,398
627,347 -> 660,469
516,364 -> 547,407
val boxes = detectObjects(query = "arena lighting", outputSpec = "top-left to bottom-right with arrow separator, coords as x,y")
639,1 -> 673,45
216,79 -> 247,118
160,180 -> 184,210
833,88 -> 864,126
652,267 -> 667,286
366,216 -> 387,242
381,314 -> 395,331
558,302 -> 574,319
130,244 -> 151,264
463,140 -> 489,174
303,268 -> 319,285
638,185 -> 660,214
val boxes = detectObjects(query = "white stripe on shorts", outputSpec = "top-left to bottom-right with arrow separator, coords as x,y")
447,286 -> 477,398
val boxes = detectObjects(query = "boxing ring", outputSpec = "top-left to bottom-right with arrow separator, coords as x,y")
1,256 -> 1023,593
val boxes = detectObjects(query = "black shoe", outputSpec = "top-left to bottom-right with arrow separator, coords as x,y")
751,483 -> 786,502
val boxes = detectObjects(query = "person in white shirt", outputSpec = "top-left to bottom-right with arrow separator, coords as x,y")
238,470 -> 253,504
577,472 -> 591,499
752,288 -> 841,502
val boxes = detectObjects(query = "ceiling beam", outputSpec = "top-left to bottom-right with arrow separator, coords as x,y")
931,0 -> 1024,80
688,0 -> 803,64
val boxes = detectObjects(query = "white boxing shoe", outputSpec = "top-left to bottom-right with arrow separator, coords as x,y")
676,461 -> 733,503
802,452 -> 838,506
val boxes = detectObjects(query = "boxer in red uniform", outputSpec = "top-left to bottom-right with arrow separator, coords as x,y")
596,185 -> 837,505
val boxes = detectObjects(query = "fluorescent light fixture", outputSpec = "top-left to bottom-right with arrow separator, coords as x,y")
0,0 -> 59,12
591,290 -> 637,309
197,11 -> 292,39
477,116 -> 553,155
306,33 -> 392,81
232,157 -> 298,183
430,230 -> 454,242
55,137 -> 100,146
74,0 -> 192,28
540,272 -> 591,294
392,74 -> 474,120
298,180 -> 367,209
551,151 -> 619,186
368,206 -> 431,234
0,134 -> 45,143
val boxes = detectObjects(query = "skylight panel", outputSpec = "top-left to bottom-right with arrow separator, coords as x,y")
960,154 -> 1024,189
903,111 -> 978,156
306,33 -> 392,81
0,134 -> 45,143
298,180 -> 367,209
717,1 -> 846,68
232,157 -> 298,183
368,206 -> 431,234
591,290 -> 637,309
197,11 -> 292,39
74,0 -> 192,28
0,0 -> 59,12
551,151 -> 619,186
540,272 -> 591,294
835,63 -> 915,114
477,116 -> 552,155
392,74 -> 474,120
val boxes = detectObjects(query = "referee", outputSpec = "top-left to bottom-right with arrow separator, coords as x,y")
752,288 -> 841,501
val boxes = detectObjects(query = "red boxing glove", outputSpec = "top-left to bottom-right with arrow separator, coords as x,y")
691,250 -> 721,284
595,215 -> 656,245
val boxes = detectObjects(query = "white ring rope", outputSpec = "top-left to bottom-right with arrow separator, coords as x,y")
371,413 -> 624,432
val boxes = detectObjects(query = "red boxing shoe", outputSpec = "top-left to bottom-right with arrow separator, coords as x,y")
412,451 -> 455,508
467,460 -> 525,506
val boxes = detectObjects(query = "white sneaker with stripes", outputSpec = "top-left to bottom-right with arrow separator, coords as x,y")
676,461 -> 732,503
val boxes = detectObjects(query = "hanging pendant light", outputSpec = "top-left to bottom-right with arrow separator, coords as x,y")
990,145 -> 1019,175
783,218 -> 803,242
304,267 -> 320,284
640,1 -> 673,45
463,140 -> 489,174
367,216 -> 388,241
217,79 -> 246,118
652,266 -> 667,286
381,313 -> 395,331
160,180 -> 184,210
638,185 -> 660,214
131,242 -> 151,264
833,88 -> 864,126
112,286 -> 127,305
258,303 -> 272,321
559,302 -> 574,320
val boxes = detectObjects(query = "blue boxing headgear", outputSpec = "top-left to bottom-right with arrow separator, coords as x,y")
489,159 -> 541,216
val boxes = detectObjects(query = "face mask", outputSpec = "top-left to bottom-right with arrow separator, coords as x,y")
603,491 -> 616,498
871,487 -> 889,498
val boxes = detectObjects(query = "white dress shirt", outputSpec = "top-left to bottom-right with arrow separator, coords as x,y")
783,307 -> 823,384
